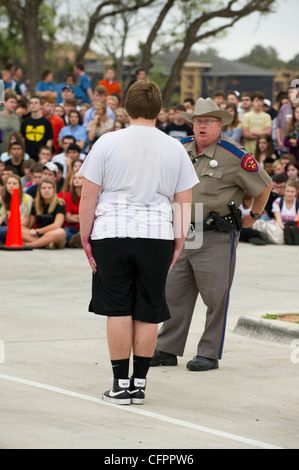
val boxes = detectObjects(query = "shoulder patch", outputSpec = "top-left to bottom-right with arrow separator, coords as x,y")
241,154 -> 258,172
180,136 -> 194,144
217,139 -> 245,159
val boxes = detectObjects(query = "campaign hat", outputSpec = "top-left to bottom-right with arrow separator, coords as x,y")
181,97 -> 233,126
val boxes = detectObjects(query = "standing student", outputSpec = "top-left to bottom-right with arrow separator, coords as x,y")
21,96 -> 53,161
79,80 -> 198,405
163,104 -> 193,140
74,63 -> 93,104
242,91 -> 272,154
0,90 -> 21,155
284,103 -> 299,162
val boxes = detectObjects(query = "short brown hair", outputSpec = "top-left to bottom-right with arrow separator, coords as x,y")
251,91 -> 264,101
4,89 -> 17,101
125,81 -> 162,120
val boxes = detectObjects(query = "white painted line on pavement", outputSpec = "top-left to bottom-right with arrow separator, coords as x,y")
0,373 -> 284,450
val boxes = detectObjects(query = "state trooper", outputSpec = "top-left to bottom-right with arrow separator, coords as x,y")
151,97 -> 272,371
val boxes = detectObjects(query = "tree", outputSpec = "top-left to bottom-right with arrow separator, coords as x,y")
238,44 -> 285,70
0,7 -> 23,65
286,54 -> 299,71
0,0 -> 57,92
0,0 -> 155,91
75,0 -> 156,63
139,0 -> 278,105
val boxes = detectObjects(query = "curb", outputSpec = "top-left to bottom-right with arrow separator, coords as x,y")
233,311 -> 299,345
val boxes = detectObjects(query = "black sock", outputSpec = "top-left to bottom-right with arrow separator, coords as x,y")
133,355 -> 151,379
111,358 -> 130,379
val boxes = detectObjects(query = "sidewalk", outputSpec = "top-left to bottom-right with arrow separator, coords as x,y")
0,243 -> 299,450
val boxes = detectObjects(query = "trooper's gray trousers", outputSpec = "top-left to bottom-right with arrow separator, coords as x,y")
156,229 -> 239,360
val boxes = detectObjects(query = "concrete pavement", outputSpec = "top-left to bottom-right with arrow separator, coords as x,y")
1,242 -> 299,450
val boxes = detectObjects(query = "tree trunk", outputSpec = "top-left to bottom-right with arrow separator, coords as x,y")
141,0 -> 175,73
162,42 -> 192,106
22,17 -> 46,92
0,0 -> 46,92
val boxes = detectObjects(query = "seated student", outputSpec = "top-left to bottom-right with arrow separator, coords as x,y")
35,69 -> 58,101
272,179 -> 299,244
55,162 -> 65,194
239,192 -> 269,245
26,162 -> 59,198
87,102 -> 114,144
285,161 -> 299,185
1,165 -> 18,185
83,85 -> 115,129
65,143 -> 83,175
221,102 -> 242,143
58,109 -> 88,151
22,177 -> 66,249
272,159 -> 285,176
283,103 -> 299,163
279,152 -> 297,169
71,158 -> 83,174
0,174 -> 33,244
0,160 -> 5,177
255,134 -> 276,168
264,172 -> 287,219
63,171 -> 83,248
156,108 -> 169,131
21,158 -> 35,187
263,157 -> 275,177
24,162 -> 43,190
163,104 -> 193,140
0,174 -> 4,208
212,90 -> 226,106
0,130 -> 30,162
4,140 -> 26,177
52,137 -> 84,178
37,145 -> 52,165
114,107 -> 129,127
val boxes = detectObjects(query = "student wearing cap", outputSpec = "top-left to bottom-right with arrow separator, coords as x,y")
151,97 -> 272,371
26,162 -> 59,198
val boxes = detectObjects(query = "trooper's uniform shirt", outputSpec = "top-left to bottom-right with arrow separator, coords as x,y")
181,134 -> 272,221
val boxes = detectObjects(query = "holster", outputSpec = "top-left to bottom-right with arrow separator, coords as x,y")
203,212 -> 234,233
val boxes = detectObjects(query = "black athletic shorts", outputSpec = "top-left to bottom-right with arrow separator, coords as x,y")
88,237 -> 174,324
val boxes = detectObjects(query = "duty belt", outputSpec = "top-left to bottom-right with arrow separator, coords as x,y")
190,201 -> 242,233
191,212 -> 241,233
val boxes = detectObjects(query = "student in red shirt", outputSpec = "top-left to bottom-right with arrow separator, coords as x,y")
63,171 -> 83,247
42,97 -> 65,154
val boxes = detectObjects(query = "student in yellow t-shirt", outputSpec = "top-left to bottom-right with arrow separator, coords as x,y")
242,91 -> 272,154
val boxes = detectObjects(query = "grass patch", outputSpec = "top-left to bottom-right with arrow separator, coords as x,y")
263,314 -> 299,324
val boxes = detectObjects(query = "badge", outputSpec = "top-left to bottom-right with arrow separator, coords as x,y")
241,154 -> 258,172
209,159 -> 218,168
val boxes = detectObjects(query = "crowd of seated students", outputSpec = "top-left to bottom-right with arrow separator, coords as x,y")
1,63 -> 298,248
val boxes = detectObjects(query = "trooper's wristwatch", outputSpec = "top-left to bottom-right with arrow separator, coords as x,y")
250,211 -> 261,220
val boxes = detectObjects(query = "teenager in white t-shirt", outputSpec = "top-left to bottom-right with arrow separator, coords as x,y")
272,179 -> 299,229
79,80 -> 198,405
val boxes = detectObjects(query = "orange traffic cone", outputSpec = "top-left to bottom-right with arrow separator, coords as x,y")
0,187 -> 32,251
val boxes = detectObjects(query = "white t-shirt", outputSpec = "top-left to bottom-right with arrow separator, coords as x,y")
79,125 -> 199,240
272,197 -> 299,224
